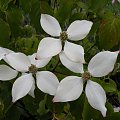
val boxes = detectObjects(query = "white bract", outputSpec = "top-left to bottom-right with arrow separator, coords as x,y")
36,14 -> 93,73
0,52 -> 59,102
0,47 -> 14,61
53,51 -> 119,117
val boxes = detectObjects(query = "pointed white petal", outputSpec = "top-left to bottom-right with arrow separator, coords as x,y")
0,47 -> 14,61
88,51 -> 118,77
28,80 -> 35,98
0,47 -> 14,54
64,41 -> 85,63
67,20 -> 93,41
28,53 -> 51,68
59,52 -> 84,73
0,54 -> 5,60
85,80 -> 107,117
12,73 -> 34,102
37,37 -> 62,59
53,76 -> 83,102
6,53 -> 31,72
40,14 -> 61,36
0,65 -> 18,81
36,71 -> 59,95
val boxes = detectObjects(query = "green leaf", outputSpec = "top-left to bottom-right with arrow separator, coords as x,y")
0,19 -> 11,47
19,0 -> 32,13
70,94 -> 85,119
98,15 -> 120,50
0,0 -> 12,11
92,78 -> 117,93
104,112 -> 120,120
37,94 -> 49,116
82,97 -> 103,120
55,0 -> 74,28
102,79 -> 117,93
117,91 -> 120,103
15,36 -> 39,55
5,105 -> 21,120
29,0 -> 41,32
87,0 -> 108,11
6,7 -> 24,37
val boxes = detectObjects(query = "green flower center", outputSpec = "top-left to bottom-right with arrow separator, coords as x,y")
82,71 -> 91,81
60,31 -> 68,41
29,64 -> 38,74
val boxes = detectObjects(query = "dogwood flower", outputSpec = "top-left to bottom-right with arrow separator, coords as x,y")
0,47 -> 13,61
0,52 -> 59,102
36,14 -> 93,72
53,51 -> 119,117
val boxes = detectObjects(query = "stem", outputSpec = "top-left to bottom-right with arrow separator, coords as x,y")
4,102 -> 14,114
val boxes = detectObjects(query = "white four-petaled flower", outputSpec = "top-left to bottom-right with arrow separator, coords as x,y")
0,47 -> 14,61
53,51 -> 119,117
36,14 -> 93,73
0,52 -> 59,102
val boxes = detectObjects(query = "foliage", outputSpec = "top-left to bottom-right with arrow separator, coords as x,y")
0,0 -> 120,119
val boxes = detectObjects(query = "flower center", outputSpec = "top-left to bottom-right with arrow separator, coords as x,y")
82,71 -> 91,81
29,64 -> 38,74
60,31 -> 68,41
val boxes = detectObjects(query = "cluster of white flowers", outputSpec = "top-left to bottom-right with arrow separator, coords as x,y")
0,14 -> 119,117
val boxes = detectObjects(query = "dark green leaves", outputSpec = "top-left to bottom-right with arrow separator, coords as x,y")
0,19 -> 11,47
98,15 -> 120,50
6,7 -> 24,37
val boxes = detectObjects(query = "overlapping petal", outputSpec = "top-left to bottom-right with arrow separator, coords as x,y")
37,37 -> 62,59
85,80 -> 107,117
88,51 -> 119,77
0,47 -> 14,61
0,54 -> 5,60
67,20 -> 93,41
36,71 -> 59,95
40,14 -> 62,36
53,76 -> 83,102
0,47 -> 14,55
6,53 -> 31,72
0,65 -> 18,81
59,52 -> 84,73
28,53 -> 51,68
12,73 -> 34,102
64,41 -> 85,63
28,80 -> 35,98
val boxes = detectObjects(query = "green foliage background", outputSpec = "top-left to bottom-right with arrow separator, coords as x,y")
0,0 -> 120,120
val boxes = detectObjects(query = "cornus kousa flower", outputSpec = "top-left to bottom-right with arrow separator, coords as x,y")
36,14 -> 93,73
0,52 -> 59,102
53,51 -> 119,117
0,47 -> 14,61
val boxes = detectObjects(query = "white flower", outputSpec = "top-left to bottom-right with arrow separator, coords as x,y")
53,51 -> 119,117
113,106 -> 120,112
0,52 -> 59,102
36,14 -> 93,72
0,47 -> 14,61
